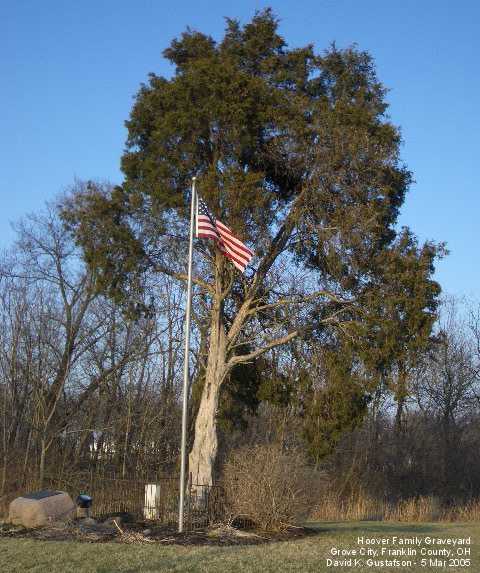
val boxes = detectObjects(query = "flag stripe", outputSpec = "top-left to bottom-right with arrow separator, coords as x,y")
217,243 -> 246,271
222,246 -> 249,268
197,226 -> 219,237
215,221 -> 254,255
220,241 -> 251,265
216,229 -> 254,256
217,239 -> 245,261
217,232 -> 253,258
196,215 -> 220,240
217,234 -> 252,261
223,252 -> 245,272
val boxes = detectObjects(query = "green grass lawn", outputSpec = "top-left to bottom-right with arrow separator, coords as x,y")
0,521 -> 478,572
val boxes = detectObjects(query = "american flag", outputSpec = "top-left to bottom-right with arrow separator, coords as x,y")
196,195 -> 254,273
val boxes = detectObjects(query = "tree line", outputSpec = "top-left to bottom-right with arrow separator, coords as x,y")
0,197 -> 184,490
0,200 -> 477,503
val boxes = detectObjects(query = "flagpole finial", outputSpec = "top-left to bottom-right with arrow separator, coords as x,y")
192,176 -> 197,182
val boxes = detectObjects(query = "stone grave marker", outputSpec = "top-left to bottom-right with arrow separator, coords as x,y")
9,490 -> 76,528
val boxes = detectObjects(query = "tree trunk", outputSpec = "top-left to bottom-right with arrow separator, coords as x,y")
22,427 -> 32,486
1,451 -> 7,496
188,283 -> 227,486
394,395 -> 405,435
39,435 -> 46,488
122,401 -> 132,479
394,363 -> 408,436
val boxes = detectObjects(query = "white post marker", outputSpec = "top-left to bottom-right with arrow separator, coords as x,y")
178,176 -> 197,533
144,483 -> 160,520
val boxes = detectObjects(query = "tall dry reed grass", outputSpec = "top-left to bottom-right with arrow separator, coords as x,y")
312,492 -> 480,522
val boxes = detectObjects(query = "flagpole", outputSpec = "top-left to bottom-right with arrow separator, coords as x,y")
178,176 -> 196,533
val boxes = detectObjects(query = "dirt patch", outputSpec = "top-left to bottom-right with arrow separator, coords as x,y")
0,518 -> 317,546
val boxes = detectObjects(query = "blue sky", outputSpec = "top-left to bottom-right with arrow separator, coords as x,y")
1,0 -> 478,298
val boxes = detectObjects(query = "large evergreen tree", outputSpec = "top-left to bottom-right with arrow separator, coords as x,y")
63,10 -> 442,485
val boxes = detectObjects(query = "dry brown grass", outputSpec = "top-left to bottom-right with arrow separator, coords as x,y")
312,492 -> 480,522
312,490 -> 384,521
385,496 -> 441,522
442,499 -> 480,522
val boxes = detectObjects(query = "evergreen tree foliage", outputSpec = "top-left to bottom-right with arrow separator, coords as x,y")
63,9 -> 443,470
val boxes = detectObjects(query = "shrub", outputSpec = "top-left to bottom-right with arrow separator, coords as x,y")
222,444 -> 316,531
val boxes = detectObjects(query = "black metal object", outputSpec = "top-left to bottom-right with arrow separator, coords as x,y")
76,494 -> 93,508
